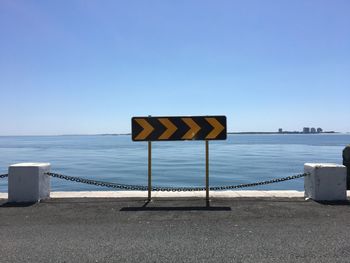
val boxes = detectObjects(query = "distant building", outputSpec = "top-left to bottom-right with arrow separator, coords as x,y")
317,128 -> 323,133
303,127 -> 310,134
278,128 -> 283,133
311,128 -> 316,133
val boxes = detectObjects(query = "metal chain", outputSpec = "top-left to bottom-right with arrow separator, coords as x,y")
0,174 -> 8,179
208,173 -> 308,190
46,172 -> 309,192
47,172 -> 148,191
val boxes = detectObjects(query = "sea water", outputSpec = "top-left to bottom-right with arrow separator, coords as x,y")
0,134 -> 348,191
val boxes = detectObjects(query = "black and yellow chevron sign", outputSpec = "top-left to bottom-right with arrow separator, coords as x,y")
132,116 -> 227,141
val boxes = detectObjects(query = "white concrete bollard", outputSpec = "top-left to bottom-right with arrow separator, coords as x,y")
304,163 -> 347,201
8,163 -> 51,203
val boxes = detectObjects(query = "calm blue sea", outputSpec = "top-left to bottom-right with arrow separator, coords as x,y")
0,134 -> 349,192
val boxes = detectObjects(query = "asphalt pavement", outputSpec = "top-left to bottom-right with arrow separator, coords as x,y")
1,197 -> 350,263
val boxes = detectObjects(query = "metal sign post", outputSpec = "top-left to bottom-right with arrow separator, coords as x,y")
148,141 -> 152,201
205,140 -> 209,204
131,115 -> 227,202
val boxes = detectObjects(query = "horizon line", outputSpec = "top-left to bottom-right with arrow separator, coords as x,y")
0,131 -> 347,137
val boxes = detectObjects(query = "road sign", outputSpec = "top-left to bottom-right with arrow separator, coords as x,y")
132,116 -> 227,141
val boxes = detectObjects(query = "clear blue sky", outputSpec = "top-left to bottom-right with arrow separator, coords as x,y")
0,0 -> 349,135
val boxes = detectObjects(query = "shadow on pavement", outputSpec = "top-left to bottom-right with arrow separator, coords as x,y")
315,200 -> 350,206
0,201 -> 37,208
121,206 -> 232,211
120,200 -> 231,211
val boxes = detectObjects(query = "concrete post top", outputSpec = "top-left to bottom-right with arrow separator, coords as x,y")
305,163 -> 345,168
10,163 -> 51,167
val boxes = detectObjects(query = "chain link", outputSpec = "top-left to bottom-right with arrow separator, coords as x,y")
47,172 -> 309,192
0,174 -> 8,179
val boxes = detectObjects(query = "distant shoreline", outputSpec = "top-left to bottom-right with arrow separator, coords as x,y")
69,131 -> 342,136
101,131 -> 340,136
228,131 -> 338,135
0,132 -> 346,137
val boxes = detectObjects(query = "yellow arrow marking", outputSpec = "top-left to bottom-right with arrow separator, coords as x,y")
182,118 -> 201,140
158,118 -> 178,140
134,119 -> 154,140
205,118 -> 225,139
